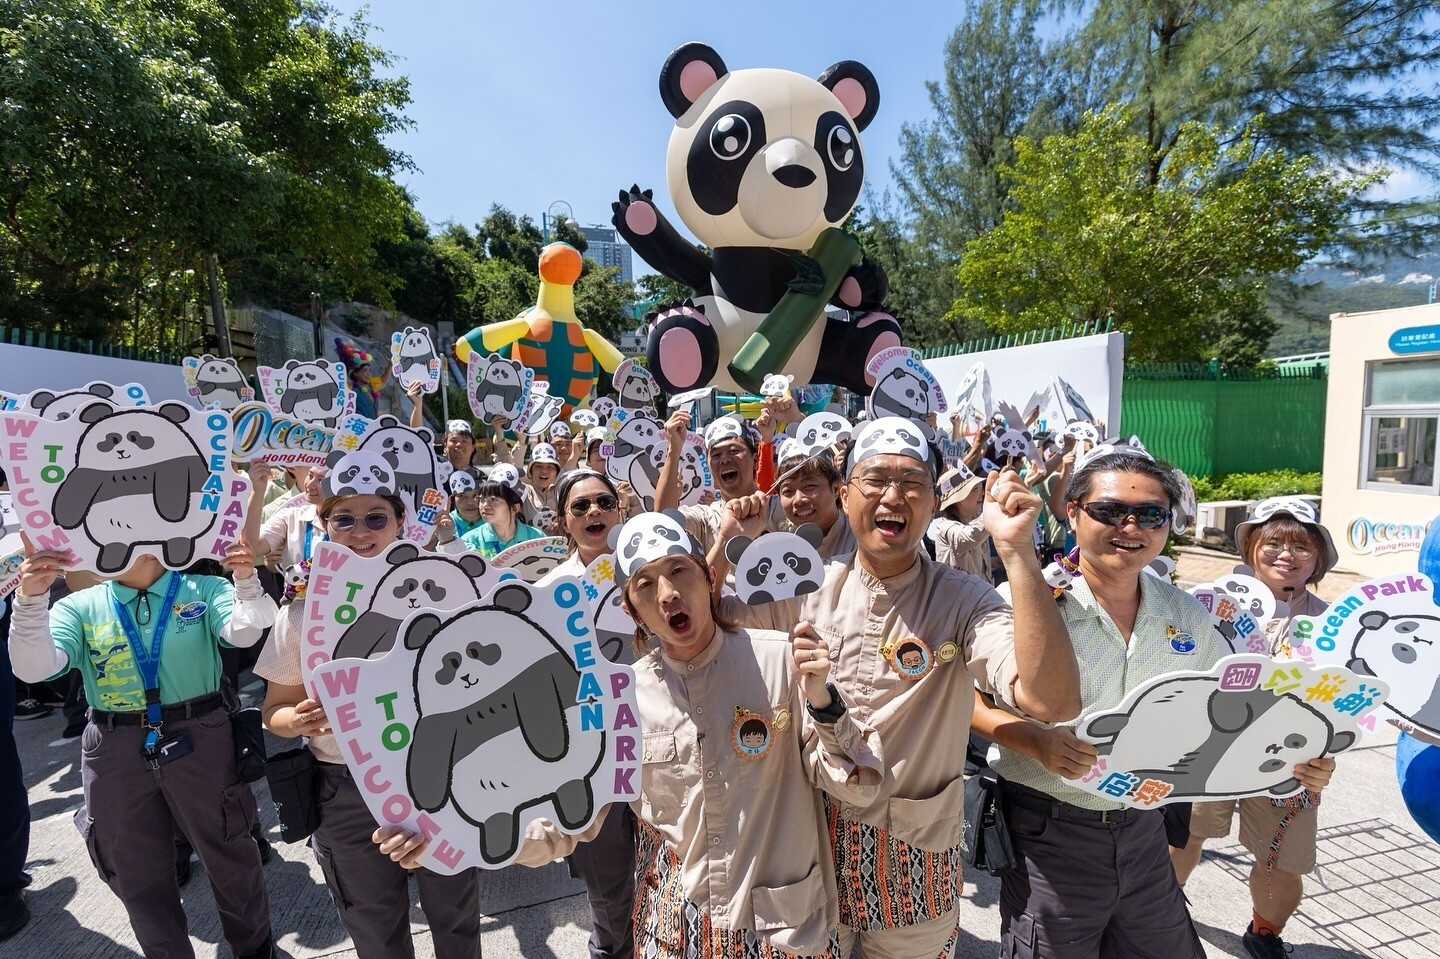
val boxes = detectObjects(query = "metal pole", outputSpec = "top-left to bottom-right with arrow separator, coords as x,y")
203,254 -> 233,358
310,292 -> 324,358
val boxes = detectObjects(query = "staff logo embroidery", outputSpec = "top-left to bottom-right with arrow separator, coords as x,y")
732,707 -> 773,759
888,638 -> 933,680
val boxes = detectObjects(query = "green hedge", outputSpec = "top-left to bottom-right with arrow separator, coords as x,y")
1190,470 -> 1322,502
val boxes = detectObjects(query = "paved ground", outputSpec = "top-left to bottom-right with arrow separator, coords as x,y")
8,549 -> 1435,959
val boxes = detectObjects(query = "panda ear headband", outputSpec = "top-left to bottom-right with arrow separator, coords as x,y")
607,509 -> 705,586
703,414 -> 755,451
487,463 -> 522,490
1074,436 -> 1153,472
845,417 -> 937,480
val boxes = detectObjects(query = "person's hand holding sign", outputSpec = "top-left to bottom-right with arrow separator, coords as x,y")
1032,726 -> 1099,779
373,825 -> 429,869
16,532 -> 77,597
1294,756 -> 1336,793
983,468 -> 1042,556
790,621 -> 833,710
219,541 -> 260,582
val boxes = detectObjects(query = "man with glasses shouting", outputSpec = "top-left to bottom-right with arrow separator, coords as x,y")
718,416 -> 1080,959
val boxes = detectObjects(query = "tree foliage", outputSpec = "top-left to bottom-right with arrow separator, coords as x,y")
953,108 -> 1373,361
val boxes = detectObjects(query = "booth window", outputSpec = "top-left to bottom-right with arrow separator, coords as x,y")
1362,357 -> 1440,494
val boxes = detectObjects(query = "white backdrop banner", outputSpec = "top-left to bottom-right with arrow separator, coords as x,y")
0,344 -> 191,404
925,332 -> 1126,433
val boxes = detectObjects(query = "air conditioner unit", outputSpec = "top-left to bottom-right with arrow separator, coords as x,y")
1194,500 -> 1255,550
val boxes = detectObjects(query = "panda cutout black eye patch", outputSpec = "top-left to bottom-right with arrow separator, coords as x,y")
688,100 -> 767,217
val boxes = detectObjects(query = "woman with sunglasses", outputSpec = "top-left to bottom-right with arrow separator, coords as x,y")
971,447 -> 1336,959
252,474 -> 481,959
375,514 -> 884,959
10,540 -> 278,959
1172,496 -> 1339,959
457,478 -> 545,560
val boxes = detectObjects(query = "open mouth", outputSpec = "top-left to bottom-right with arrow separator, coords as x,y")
1110,538 -> 1146,554
666,611 -> 692,634
585,521 -> 606,535
791,503 -> 815,519
874,512 -> 907,538
719,469 -> 739,484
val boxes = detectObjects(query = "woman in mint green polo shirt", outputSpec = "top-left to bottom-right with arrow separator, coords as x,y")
458,478 -> 544,559
10,540 -> 279,959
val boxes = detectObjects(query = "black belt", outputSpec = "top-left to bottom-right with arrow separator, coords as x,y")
999,778 -> 1139,825
89,693 -> 225,728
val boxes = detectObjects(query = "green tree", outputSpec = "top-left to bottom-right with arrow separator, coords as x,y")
953,108 -> 1373,360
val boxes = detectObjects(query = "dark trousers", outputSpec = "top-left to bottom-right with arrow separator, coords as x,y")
312,767 -> 481,959
567,804 -> 637,959
998,784 -> 1203,959
78,707 -> 272,959
0,637 -> 30,895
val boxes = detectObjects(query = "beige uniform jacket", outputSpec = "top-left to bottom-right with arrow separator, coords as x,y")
725,554 -> 1019,852
521,481 -> 559,525
932,516 -> 991,583
809,514 -> 856,562
1266,588 -> 1328,656
518,627 -> 884,955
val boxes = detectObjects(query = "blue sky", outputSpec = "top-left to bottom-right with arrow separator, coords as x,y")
328,1 -> 963,236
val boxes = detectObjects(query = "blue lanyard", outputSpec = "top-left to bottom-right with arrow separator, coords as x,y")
110,573 -> 184,748
303,524 -> 316,562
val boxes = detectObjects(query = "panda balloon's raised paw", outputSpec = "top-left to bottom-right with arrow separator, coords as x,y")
647,300 -> 718,395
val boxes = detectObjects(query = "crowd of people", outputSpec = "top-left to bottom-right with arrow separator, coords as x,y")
0,390 -> 1345,959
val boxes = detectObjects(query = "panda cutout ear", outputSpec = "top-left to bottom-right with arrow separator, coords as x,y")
818,60 -> 880,131
1347,657 -> 1374,677
492,583 -> 533,614
27,391 -> 56,412
1208,688 -> 1261,734
724,535 -> 753,567
78,401 -> 112,425
457,554 -> 489,579
157,402 -> 190,425
659,42 -> 728,118
402,613 -> 443,651
607,525 -> 624,552
91,383 -> 116,399
284,359 -> 300,371
660,508 -> 687,527
794,523 -> 824,550
387,543 -> 420,566
325,449 -> 347,470
1358,610 -> 1390,629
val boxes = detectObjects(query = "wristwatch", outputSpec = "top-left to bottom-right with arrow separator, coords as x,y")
806,683 -> 847,725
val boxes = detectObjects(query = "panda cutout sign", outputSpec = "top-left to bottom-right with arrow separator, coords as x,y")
309,577 -> 641,871
299,539 -> 507,682
391,326 -> 441,393
0,400 -> 250,575
492,537 -> 570,584
1064,654 -> 1384,808
1290,571 -> 1440,741
517,383 -> 565,438
724,525 -> 825,605
467,352 -> 532,424
258,360 -> 354,429
791,410 -> 852,459
611,358 -> 659,415
182,355 -> 253,411
865,347 -> 946,423
580,554 -> 638,666
603,411 -> 666,507
19,381 -> 149,420
590,397 -> 617,422
332,415 -> 450,545
1189,572 -> 1284,656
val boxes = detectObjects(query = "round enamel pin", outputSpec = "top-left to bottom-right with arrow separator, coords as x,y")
937,641 -> 959,664
888,638 -> 934,680
772,707 -> 791,733
732,707 -> 774,759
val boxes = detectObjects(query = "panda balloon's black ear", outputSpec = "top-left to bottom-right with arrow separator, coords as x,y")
659,42 -> 728,118
387,543 -> 419,566
818,60 -> 880,131
78,401 -> 112,425
724,535 -> 752,567
403,613 -> 443,651
795,523 -> 824,550
492,583 -> 533,615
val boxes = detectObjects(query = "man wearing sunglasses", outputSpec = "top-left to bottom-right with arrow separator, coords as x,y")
972,445 -> 1336,959
719,416 -> 1079,959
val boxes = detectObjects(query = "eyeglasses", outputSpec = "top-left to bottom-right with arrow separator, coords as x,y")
326,511 -> 395,532
849,473 -> 932,498
1077,500 -> 1172,530
477,495 -> 504,506
569,494 -> 619,516
1259,541 -> 1316,560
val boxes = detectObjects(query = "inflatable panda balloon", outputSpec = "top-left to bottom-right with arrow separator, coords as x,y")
614,42 -> 902,397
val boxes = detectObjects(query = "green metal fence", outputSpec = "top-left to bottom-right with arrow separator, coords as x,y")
1120,362 -> 1328,476
920,318 -> 1114,358
0,325 -> 183,366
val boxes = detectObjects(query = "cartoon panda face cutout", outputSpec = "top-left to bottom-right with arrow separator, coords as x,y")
591,398 -> 617,421
993,429 -> 1031,461
703,415 -> 746,449
659,42 -> 879,248
473,355 -> 528,422
1043,560 -> 1075,593
614,361 -> 659,411
447,469 -> 478,497
331,545 -> 492,661
609,511 -> 696,583
393,327 -> 439,389
869,366 -> 933,421
724,526 -> 824,605
191,356 -> 250,410
1172,469 -> 1198,535
760,373 -> 794,398
488,463 -> 521,490
1349,610 -> 1440,735
794,411 -> 852,457
848,417 -> 930,473
1063,421 -> 1101,450
1205,694 -> 1353,796
570,409 -> 600,430
24,382 -> 126,421
675,441 -> 708,503
521,388 -> 564,436
1213,573 -> 1278,625
324,450 -> 396,498
533,508 -> 558,531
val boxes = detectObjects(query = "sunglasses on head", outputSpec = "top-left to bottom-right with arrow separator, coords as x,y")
1077,500 -> 1173,530
327,510 -> 395,532
569,494 -> 619,516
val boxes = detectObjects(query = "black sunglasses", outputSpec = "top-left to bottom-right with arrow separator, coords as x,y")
1077,500 -> 1172,530
568,494 -> 619,516
327,510 -> 395,532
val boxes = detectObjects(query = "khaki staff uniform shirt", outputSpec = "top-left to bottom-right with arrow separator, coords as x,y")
521,481 -> 559,525
932,516 -> 991,583
804,514 -> 856,562
726,554 -> 1019,852
518,627 -> 883,956
990,572 -> 1221,810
